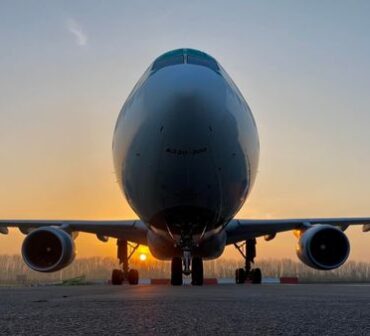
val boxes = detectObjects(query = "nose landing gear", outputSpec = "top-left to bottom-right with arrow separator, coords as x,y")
234,238 -> 262,284
111,239 -> 140,285
183,250 -> 192,276
170,250 -> 204,286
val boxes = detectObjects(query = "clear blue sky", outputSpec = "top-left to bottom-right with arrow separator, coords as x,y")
1,1 -> 370,260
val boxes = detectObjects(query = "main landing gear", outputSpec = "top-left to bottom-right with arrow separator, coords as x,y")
171,251 -> 204,286
234,238 -> 262,284
111,239 -> 140,285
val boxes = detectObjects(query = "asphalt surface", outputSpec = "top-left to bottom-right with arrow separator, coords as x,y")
0,284 -> 369,335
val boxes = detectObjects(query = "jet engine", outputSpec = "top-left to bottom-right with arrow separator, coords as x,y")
296,225 -> 350,270
22,227 -> 76,272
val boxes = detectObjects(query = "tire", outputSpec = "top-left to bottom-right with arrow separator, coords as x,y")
128,269 -> 139,285
235,268 -> 246,284
191,257 -> 204,286
251,268 -> 262,284
112,269 -> 123,285
171,257 -> 183,286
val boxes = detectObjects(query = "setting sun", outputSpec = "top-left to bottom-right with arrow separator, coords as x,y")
139,253 -> 147,262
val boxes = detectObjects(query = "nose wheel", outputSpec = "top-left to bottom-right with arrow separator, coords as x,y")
171,257 -> 183,286
170,253 -> 204,286
234,238 -> 262,284
191,256 -> 204,286
111,239 -> 140,285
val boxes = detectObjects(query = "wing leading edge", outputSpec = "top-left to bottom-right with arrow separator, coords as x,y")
1,217 -> 369,247
0,220 -> 148,245
226,217 -> 370,244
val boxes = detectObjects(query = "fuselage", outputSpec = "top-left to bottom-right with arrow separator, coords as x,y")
113,49 -> 259,258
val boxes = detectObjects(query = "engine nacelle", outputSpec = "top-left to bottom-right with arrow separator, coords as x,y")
297,225 -> 350,270
22,227 -> 76,272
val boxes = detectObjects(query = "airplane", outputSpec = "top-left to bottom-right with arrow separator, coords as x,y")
1,48 -> 370,286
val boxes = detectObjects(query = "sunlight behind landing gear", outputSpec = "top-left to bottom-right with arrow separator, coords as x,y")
139,253 -> 147,261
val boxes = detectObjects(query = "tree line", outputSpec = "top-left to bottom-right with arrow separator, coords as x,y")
0,255 -> 369,284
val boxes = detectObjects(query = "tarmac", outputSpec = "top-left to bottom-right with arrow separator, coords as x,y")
0,284 -> 369,335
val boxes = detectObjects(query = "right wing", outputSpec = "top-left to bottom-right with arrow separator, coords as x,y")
225,217 -> 370,244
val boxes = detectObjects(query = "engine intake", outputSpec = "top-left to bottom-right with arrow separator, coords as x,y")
297,225 -> 350,270
22,227 -> 75,272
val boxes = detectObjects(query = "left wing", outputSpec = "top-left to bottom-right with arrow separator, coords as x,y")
226,217 -> 370,244
0,220 -> 148,245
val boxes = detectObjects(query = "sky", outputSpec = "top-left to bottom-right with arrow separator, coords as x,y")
0,0 -> 370,262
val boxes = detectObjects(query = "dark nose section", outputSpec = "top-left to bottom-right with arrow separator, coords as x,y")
151,88 -> 226,236
158,100 -> 219,202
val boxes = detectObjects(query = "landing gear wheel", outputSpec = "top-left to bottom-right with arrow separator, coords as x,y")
112,269 -> 123,285
191,257 -> 204,286
113,239 -> 140,285
171,257 -> 183,286
128,269 -> 139,285
250,268 -> 262,284
234,239 -> 262,284
235,268 -> 246,284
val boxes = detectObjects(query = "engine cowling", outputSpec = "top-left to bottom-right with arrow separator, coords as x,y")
22,227 -> 76,272
297,225 -> 350,270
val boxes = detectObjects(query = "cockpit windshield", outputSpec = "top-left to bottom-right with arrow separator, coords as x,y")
186,49 -> 219,72
151,49 -> 185,72
151,48 -> 220,73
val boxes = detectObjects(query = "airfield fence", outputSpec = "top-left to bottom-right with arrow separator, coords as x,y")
0,255 -> 370,284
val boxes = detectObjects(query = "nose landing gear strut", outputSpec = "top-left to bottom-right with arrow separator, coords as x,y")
170,249 -> 204,286
111,239 -> 140,285
183,250 -> 192,276
234,238 -> 262,284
